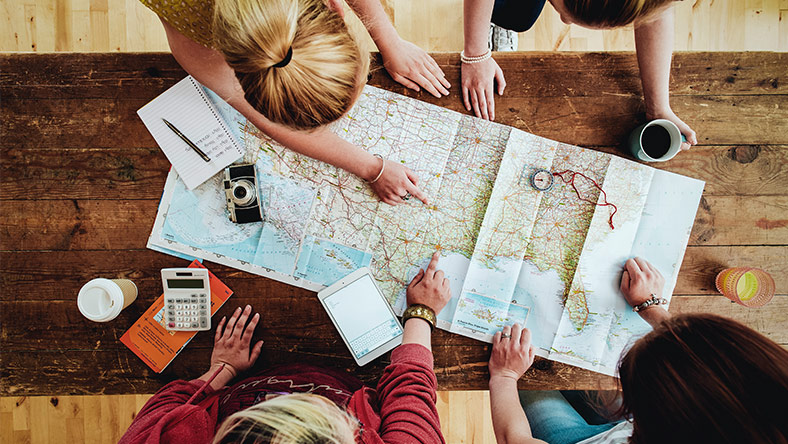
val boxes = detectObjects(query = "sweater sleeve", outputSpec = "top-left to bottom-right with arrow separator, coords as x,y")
118,379 -> 216,444
375,343 -> 445,444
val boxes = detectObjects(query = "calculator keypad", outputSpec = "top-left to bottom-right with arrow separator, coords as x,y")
165,293 -> 210,331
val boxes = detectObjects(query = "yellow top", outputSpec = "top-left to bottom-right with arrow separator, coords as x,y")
139,0 -> 215,47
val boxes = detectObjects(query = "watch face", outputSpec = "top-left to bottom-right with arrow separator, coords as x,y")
529,168 -> 555,192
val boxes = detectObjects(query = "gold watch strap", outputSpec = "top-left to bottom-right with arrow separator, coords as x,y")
402,304 -> 436,330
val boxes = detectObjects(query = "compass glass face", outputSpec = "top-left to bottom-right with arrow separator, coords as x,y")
530,169 -> 554,191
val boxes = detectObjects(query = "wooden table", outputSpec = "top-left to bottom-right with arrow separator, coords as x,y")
1,52 -> 786,396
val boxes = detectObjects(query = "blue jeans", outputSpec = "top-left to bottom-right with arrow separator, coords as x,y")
519,391 -> 620,444
492,0 -> 547,32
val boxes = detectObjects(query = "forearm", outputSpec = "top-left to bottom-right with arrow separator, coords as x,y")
639,305 -> 671,328
197,364 -> 236,390
345,0 -> 400,51
402,317 -> 433,351
489,376 -> 544,444
464,0 -> 495,54
233,99 -> 381,180
634,7 -> 675,115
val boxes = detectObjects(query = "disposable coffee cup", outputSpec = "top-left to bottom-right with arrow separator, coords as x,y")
77,278 -> 138,322
628,119 -> 686,162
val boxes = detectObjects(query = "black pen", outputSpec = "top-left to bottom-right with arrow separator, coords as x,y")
162,118 -> 211,163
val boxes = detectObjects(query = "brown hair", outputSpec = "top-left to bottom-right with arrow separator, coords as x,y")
564,0 -> 674,28
618,313 -> 788,444
213,0 -> 369,130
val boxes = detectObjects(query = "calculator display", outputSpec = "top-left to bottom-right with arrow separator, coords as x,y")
167,279 -> 206,289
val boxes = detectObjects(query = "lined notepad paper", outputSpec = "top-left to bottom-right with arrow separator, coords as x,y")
138,76 -> 243,190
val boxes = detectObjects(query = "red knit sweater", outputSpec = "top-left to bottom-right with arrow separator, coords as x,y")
118,344 -> 445,444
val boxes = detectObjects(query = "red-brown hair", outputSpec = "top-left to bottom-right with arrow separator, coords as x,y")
618,314 -> 788,444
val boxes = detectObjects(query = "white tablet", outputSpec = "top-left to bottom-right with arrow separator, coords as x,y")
318,268 -> 404,366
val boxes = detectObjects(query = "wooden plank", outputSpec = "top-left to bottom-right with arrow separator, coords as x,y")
2,145 -> 787,200
689,195 -> 788,245
0,345 -> 619,396
0,148 -> 169,200
2,53 -> 785,98
3,93 -> 785,150
660,145 -> 788,196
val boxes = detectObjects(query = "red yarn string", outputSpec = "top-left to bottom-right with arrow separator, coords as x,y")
552,170 -> 618,230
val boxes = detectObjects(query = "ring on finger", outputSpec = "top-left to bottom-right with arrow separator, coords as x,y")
501,333 -> 512,339
401,192 -> 411,201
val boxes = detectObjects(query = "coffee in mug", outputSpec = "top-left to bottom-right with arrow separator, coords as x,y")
628,119 -> 686,162
77,278 -> 138,322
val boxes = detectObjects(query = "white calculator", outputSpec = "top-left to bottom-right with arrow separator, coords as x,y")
161,268 -> 211,331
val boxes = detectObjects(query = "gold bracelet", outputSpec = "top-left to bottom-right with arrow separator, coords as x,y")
367,154 -> 385,184
402,304 -> 436,330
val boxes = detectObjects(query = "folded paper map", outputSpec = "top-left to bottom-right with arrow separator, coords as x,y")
148,84 -> 704,376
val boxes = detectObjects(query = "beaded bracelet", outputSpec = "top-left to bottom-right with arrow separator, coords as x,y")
632,294 -> 668,312
367,154 -> 385,184
460,49 -> 492,64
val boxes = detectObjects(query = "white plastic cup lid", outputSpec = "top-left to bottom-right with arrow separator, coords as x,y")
77,278 -> 124,322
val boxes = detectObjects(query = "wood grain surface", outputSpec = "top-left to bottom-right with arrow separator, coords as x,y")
1,52 -> 786,396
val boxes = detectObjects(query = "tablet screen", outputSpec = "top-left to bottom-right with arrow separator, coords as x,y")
323,274 -> 403,359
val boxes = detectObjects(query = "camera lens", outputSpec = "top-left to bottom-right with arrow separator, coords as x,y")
230,179 -> 256,206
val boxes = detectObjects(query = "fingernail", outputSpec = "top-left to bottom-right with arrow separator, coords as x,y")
254,313 -> 260,319
246,304 -> 251,310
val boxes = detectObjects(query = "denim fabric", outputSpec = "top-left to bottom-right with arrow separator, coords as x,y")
491,0 -> 547,32
519,390 -> 620,444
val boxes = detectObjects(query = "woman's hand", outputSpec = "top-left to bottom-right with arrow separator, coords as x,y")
489,323 -> 535,381
369,157 -> 429,205
620,257 -> 666,307
461,57 -> 506,121
380,38 -> 451,98
647,107 -> 697,150
210,305 -> 264,377
406,251 -> 452,315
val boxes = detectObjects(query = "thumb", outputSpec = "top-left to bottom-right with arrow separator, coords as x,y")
495,65 -> 507,95
249,340 -> 264,363
620,270 -> 630,294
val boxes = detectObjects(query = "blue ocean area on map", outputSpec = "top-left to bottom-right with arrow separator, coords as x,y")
160,178 -> 262,263
512,261 -> 565,353
453,292 -> 529,336
294,236 -> 373,286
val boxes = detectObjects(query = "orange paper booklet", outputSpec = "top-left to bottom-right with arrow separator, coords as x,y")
120,260 -> 233,373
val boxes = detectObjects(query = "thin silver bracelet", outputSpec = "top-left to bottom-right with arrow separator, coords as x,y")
461,49 -> 492,64
367,154 -> 385,184
632,294 -> 668,312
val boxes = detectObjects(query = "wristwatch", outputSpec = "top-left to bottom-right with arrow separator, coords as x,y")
402,304 -> 436,330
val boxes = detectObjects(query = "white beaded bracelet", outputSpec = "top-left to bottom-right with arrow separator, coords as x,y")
460,49 -> 492,64
367,154 -> 385,184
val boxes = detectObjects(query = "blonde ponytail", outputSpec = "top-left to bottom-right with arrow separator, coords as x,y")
213,0 -> 369,130
212,393 -> 358,444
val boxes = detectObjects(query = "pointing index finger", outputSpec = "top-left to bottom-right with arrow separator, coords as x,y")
426,251 -> 440,275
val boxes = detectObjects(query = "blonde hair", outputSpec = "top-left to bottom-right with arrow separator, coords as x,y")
565,0 -> 674,28
212,393 -> 359,444
213,0 -> 370,130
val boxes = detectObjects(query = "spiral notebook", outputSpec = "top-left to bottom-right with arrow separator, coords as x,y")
138,76 -> 243,190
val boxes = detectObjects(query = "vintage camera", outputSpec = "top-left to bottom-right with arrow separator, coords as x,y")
223,164 -> 263,224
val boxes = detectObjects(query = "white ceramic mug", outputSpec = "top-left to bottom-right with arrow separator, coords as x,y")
628,119 -> 686,162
